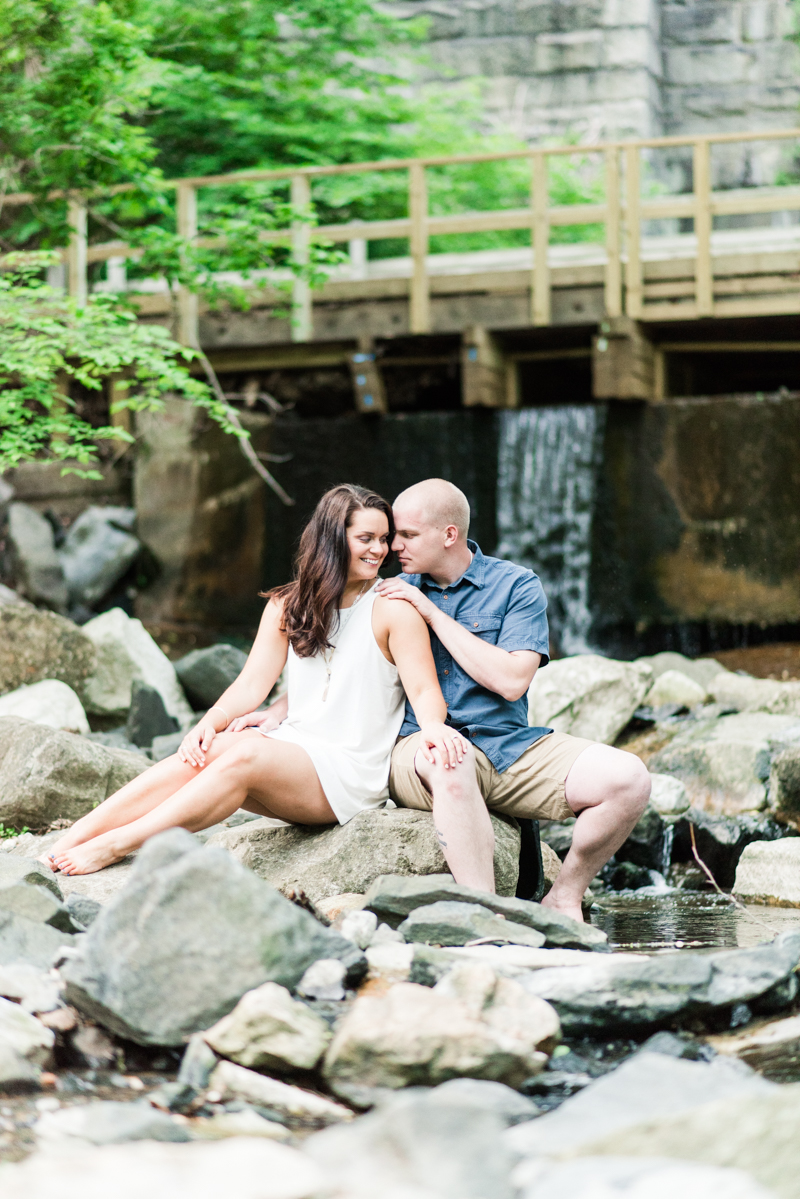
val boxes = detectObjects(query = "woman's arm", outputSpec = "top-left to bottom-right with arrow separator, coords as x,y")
179,599 -> 288,767
376,597 -> 467,769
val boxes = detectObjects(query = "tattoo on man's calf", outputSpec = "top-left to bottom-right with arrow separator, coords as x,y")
435,826 -> 448,848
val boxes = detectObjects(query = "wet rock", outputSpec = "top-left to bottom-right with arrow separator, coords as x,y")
539,820 -> 575,860
528,655 -> 653,745
323,962 -> 560,1092
178,1033 -> 218,1091
649,773 -> 690,816
69,1023 -> 118,1068
672,809 -> 792,890
399,901 -> 547,949
0,909 -> 77,968
645,669 -> 708,711
363,873 -> 608,951
519,932 -> 800,1033
614,803 -> 669,874
59,506 -> 140,608
305,1087 -> 517,1199
174,644 -> 249,710
506,1051 -> 773,1160
81,607 -> 192,722
209,1058 -> 354,1127
296,959 -> 347,1001
65,893 -> 101,930
7,503 -> 68,611
648,712 -> 800,815
0,597 -> 95,697
707,1012 -> 800,1081
61,829 -> 366,1046
207,809 -> 522,903
0,679 -> 89,734
125,680 -> 179,748
35,1100 -> 189,1144
191,1108 -> 291,1141
202,981 -> 331,1072
0,995 -> 54,1064
636,652 -> 726,690
769,745 -> 800,826
598,859 -> 655,891
709,671 -> 800,717
0,715 -> 148,831
0,1138 -> 324,1199
734,839 -> 800,906
0,1042 -> 41,1090
514,1157 -> 773,1199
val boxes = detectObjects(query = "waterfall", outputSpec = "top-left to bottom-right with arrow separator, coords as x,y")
496,405 -> 606,655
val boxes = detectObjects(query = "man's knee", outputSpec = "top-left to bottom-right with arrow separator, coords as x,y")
568,744 -> 650,816
612,750 -> 651,818
414,740 -> 478,797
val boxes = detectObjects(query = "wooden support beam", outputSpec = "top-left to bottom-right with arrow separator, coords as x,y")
531,153 -> 550,326
348,339 -> 388,414
176,183 -> 199,348
624,146 -> 643,319
592,316 -> 654,400
694,140 -> 714,318
604,146 -> 622,318
461,326 -> 507,408
291,174 -> 312,342
409,162 -> 430,333
67,200 -> 87,305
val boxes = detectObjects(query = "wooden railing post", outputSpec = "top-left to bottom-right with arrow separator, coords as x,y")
604,146 -> 622,318
409,162 -> 430,333
694,139 -> 713,317
531,152 -> 550,326
291,173 -> 312,342
176,182 -> 199,348
67,199 -> 88,305
624,145 -> 643,319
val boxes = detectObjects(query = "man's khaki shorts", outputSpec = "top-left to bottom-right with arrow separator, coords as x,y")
389,730 -> 595,822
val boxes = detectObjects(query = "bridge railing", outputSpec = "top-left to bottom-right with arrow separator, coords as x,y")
5,127 -> 800,344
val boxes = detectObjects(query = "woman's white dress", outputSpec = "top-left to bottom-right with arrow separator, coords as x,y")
262,585 -> 406,824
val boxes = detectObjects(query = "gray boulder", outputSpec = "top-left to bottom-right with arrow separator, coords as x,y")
0,909 -> 77,969
174,644 -> 249,710
59,506 -> 140,607
125,680 -> 178,748
0,857 -> 63,900
35,1100 -> 189,1145
519,931 -> 800,1034
202,980 -> 331,1072
0,963 -> 61,1013
81,607 -> 192,722
363,874 -> 608,951
0,1041 -> 41,1091
516,1157 -> 775,1199
672,809 -> 793,889
709,671 -> 800,717
206,809 -> 522,903
0,881 -> 77,934
209,1059 -> 354,1127
0,994 -> 54,1064
734,839 -> 800,906
7,503 -> 68,610
61,829 -> 366,1046
0,597 -> 96,697
528,655 -> 653,745
648,712 -> 800,815
65,893 -> 102,930
636,652 -> 726,690
399,901 -> 547,949
0,679 -> 89,734
0,715 -> 149,831
769,745 -> 800,826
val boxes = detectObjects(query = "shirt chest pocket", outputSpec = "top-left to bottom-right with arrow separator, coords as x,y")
458,611 -> 503,645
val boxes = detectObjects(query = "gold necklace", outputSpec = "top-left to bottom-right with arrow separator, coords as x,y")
321,580 -> 369,701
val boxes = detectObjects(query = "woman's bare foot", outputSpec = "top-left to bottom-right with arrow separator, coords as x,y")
52,833 -> 125,876
36,851 -> 59,872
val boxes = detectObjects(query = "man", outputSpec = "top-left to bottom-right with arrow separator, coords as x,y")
375,478 -> 650,922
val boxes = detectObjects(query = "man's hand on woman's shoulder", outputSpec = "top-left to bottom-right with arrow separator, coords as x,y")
375,577 -> 436,624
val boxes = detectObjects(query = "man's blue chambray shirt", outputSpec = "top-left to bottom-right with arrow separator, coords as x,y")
398,540 -> 553,773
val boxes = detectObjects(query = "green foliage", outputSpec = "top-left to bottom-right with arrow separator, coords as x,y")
0,823 -> 30,839
0,252 -> 236,476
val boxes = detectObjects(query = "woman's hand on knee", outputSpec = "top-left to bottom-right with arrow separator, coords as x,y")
418,723 -> 469,770
178,719 -> 218,768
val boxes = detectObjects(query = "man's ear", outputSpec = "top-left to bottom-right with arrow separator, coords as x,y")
443,524 -> 460,549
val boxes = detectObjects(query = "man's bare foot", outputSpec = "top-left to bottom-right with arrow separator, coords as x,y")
52,835 -> 124,876
540,891 -> 585,924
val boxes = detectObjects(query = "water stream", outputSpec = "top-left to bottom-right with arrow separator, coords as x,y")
590,891 -> 800,953
495,405 -> 606,654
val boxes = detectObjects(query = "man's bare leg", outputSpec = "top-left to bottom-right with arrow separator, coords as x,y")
541,744 -> 651,923
52,737 -> 334,876
38,731 -> 257,870
413,745 -> 496,893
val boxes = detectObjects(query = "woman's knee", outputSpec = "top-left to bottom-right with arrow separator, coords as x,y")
215,736 -> 265,778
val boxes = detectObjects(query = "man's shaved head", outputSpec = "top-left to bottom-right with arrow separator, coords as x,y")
394,479 -> 470,539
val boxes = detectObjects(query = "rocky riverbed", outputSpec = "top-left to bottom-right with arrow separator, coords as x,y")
4,584 -> 800,1194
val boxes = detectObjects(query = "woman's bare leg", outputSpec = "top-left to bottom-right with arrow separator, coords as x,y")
52,737 -> 334,876
38,731 -> 263,869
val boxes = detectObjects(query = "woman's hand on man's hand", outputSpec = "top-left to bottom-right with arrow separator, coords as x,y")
419,722 -> 469,770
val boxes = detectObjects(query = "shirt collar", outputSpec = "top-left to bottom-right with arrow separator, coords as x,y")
422,540 -> 485,591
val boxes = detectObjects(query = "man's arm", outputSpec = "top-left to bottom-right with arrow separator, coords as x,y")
375,578 -> 541,702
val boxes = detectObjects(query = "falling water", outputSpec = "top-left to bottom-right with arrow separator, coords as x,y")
496,406 -> 606,654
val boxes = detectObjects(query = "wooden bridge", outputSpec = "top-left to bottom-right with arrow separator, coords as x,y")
9,126 -> 800,408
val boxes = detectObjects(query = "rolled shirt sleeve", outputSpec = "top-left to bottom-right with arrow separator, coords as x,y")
496,572 -> 550,665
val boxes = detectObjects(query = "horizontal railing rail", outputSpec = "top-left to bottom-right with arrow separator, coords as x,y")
6,126 -> 800,342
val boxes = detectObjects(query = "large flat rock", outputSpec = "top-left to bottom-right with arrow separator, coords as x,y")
527,655 -> 653,745
206,808 -> 521,903
734,839 -> 800,907
0,598 -> 95,697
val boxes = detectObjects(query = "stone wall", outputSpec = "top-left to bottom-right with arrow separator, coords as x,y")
391,0 -> 800,172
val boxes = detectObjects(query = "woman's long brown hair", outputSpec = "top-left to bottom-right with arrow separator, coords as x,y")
265,484 -> 395,658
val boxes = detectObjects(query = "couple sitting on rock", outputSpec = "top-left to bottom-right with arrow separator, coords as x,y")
42,478 -> 649,922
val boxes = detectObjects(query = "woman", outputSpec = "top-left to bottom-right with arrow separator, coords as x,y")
42,484 -> 467,876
